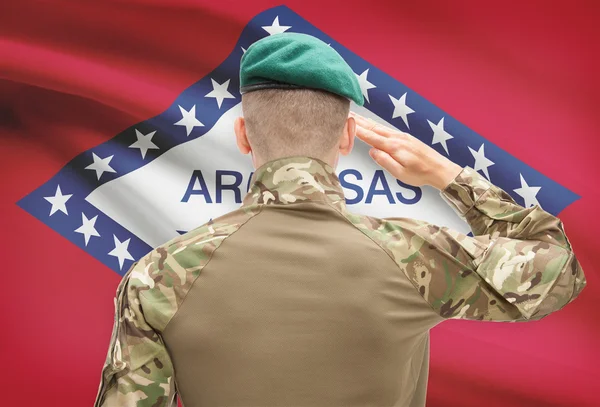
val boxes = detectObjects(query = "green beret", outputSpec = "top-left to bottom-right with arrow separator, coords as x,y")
239,32 -> 364,106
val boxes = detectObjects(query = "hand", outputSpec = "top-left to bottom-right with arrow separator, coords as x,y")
350,112 -> 463,190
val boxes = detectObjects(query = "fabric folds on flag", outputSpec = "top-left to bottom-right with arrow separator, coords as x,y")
1,1 -> 597,406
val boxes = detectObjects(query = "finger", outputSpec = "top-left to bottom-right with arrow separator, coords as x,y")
369,148 -> 406,176
351,112 -> 416,143
352,114 -> 408,140
356,124 -> 395,151
353,115 -> 392,137
350,113 -> 386,132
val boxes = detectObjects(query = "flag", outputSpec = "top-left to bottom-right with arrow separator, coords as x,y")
2,1 -> 598,406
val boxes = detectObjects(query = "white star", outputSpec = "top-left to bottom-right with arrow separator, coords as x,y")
108,235 -> 134,270
129,129 -> 159,159
262,16 -> 291,35
74,213 -> 100,246
356,69 -> 376,103
241,47 -> 247,54
44,185 -> 72,216
513,174 -> 542,208
388,92 -> 415,129
174,105 -> 204,136
85,153 -> 116,180
427,117 -> 454,155
205,79 -> 235,108
468,143 -> 495,181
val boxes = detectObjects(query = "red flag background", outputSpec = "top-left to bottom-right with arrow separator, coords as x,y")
2,1 -> 599,406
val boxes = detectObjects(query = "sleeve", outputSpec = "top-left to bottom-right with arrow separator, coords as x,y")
383,165 -> 587,322
94,261 -> 178,407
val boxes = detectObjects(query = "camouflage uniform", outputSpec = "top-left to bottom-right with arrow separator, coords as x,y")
94,155 -> 586,407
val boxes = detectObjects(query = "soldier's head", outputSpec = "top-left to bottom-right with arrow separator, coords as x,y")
235,33 -> 364,169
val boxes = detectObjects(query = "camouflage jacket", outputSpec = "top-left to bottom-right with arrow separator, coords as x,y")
94,155 -> 586,407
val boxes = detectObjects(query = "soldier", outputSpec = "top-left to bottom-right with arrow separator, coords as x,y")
94,33 -> 586,407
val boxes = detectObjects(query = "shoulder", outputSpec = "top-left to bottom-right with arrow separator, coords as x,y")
338,208 -> 422,249
335,209 -> 415,268
340,208 -> 484,265
124,204 -> 263,330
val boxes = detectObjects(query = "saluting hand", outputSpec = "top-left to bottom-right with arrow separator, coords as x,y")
350,112 -> 463,191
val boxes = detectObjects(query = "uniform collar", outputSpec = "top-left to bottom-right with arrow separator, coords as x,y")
241,155 -> 347,212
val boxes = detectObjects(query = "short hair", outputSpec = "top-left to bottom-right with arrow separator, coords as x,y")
241,88 -> 350,162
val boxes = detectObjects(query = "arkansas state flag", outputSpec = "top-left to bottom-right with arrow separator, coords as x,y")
2,1 -> 598,406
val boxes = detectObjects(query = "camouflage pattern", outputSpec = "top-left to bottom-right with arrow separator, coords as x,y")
436,166 -> 587,319
241,155 -> 347,212
241,156 -> 586,322
95,155 -> 586,405
94,205 -> 262,407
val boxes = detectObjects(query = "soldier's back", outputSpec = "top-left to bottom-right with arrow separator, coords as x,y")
105,155 -> 585,407
164,190 -> 439,407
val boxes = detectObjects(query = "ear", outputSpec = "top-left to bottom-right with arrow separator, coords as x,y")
234,117 -> 251,155
339,116 -> 356,156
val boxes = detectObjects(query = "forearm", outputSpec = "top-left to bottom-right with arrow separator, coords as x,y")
439,166 -> 571,247
437,165 -> 586,320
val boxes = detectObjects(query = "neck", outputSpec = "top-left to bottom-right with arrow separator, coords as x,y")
253,150 -> 338,170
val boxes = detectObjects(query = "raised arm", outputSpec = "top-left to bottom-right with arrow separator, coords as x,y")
350,112 -> 586,322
